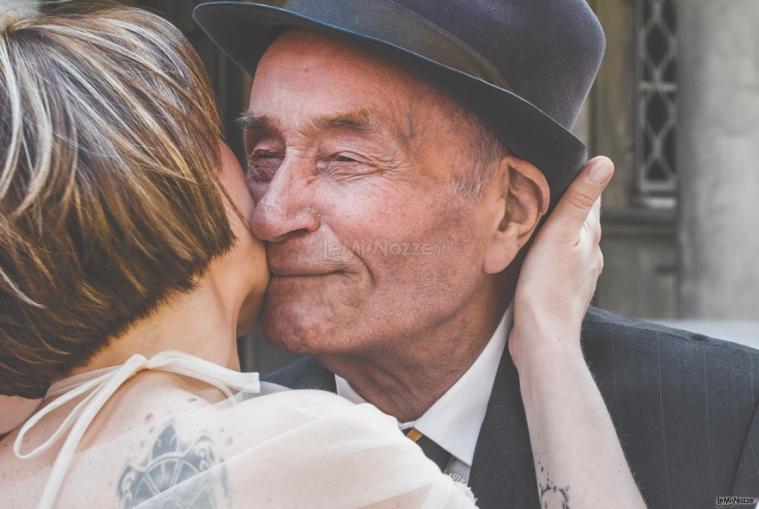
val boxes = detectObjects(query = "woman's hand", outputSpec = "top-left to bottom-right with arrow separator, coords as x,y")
508,156 -> 614,370
508,156 -> 647,508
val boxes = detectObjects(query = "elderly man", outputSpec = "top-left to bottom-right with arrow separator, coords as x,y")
195,1 -> 759,507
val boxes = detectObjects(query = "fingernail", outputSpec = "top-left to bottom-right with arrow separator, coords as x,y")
588,159 -> 611,184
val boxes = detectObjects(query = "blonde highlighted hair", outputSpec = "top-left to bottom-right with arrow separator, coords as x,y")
0,6 -> 235,397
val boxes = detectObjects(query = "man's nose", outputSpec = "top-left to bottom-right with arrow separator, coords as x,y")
249,161 -> 320,243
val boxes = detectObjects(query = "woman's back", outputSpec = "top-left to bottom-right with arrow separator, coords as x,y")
1,367 -> 474,508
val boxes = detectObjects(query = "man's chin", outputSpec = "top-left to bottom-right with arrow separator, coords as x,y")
259,301 -> 360,356
259,303 -> 319,355
261,327 -> 317,356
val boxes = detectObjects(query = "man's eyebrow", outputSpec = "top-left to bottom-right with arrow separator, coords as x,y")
311,109 -> 382,134
237,113 -> 280,137
237,109 -> 383,138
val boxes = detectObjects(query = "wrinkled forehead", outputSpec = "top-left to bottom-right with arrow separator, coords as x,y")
261,29 -> 374,70
249,28 -> 446,122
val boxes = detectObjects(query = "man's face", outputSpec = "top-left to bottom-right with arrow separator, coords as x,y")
245,30 -> 498,355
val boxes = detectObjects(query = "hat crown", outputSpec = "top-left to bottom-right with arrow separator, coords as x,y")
393,0 -> 606,129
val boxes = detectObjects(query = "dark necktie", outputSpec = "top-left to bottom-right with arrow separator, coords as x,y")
406,428 -> 451,471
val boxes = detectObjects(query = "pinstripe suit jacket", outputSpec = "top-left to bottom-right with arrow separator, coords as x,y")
264,307 -> 759,509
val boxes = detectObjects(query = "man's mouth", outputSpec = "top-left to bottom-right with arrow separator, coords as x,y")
269,267 -> 343,278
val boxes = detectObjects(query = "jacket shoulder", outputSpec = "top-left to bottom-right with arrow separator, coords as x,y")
583,306 -> 759,358
582,306 -> 759,393
581,307 -> 759,504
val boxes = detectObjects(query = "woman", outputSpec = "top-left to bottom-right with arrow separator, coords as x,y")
0,395 -> 38,439
0,6 -> 644,509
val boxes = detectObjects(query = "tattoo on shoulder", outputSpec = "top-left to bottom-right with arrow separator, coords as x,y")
117,421 -> 229,509
537,460 -> 570,509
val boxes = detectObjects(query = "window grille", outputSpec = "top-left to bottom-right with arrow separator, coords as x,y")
635,0 -> 678,207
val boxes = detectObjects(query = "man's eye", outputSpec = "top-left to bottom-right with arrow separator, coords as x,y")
247,151 -> 283,183
317,152 -> 376,178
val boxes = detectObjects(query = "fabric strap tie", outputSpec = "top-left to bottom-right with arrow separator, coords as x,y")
13,350 -> 261,509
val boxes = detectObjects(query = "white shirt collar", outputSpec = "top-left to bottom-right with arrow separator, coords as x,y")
335,305 -> 512,467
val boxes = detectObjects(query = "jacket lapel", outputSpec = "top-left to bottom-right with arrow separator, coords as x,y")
470,349 -> 539,509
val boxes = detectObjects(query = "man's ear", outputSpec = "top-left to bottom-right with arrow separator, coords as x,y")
482,155 -> 550,274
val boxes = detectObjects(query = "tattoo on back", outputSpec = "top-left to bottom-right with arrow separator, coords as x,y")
537,460 -> 570,509
117,422 -> 229,509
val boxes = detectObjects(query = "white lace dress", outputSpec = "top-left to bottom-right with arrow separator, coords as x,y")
3,351 -> 476,509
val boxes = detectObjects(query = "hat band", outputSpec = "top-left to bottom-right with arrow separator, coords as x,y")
271,0 -> 513,91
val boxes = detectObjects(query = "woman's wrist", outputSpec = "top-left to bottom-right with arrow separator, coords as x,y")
507,322 -> 586,376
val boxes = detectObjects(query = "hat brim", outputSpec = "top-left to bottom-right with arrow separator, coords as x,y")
194,1 -> 588,204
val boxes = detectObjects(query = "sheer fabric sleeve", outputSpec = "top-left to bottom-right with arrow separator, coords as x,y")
127,389 -> 478,509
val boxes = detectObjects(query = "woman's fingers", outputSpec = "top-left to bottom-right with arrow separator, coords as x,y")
509,155 -> 616,368
546,156 -> 614,238
589,196 -> 603,244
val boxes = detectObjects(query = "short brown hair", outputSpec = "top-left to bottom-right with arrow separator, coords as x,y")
0,7 -> 235,397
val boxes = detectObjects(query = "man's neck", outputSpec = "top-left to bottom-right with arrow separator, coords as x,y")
318,282 -> 512,422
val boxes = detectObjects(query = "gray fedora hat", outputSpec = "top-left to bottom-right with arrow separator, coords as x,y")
193,0 -> 606,202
